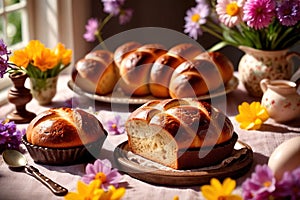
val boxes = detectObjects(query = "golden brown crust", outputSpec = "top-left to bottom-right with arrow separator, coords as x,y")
73,43 -> 233,99
26,108 -> 107,148
127,99 -> 233,149
195,52 -> 234,84
169,59 -> 223,98
116,44 -> 167,96
149,53 -> 185,98
72,50 -> 119,95
168,43 -> 204,60
114,41 -> 142,67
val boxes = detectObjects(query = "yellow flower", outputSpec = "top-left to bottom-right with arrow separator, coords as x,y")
10,49 -> 30,68
99,185 -> 126,200
25,40 -> 45,60
32,47 -> 59,72
235,102 -> 269,130
65,180 -> 104,200
9,40 -> 72,79
173,195 -> 179,200
201,178 -> 242,200
65,180 -> 126,200
54,42 -> 72,65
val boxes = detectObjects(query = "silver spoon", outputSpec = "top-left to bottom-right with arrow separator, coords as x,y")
2,149 -> 68,196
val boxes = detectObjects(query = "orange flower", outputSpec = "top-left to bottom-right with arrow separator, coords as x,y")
25,40 -> 45,60
9,49 -> 30,68
32,48 -> 58,72
10,40 -> 72,79
54,42 -> 72,65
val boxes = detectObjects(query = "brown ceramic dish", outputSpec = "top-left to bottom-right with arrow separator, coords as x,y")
114,133 -> 253,186
22,135 -> 106,165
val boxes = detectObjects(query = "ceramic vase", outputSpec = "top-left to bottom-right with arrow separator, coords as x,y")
238,46 -> 300,97
7,71 -> 36,123
30,76 -> 58,105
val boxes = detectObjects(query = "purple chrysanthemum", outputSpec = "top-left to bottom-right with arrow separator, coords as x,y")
276,0 -> 300,26
274,167 -> 300,200
83,18 -> 99,42
0,39 -> 10,78
118,8 -> 133,25
101,0 -> 125,16
243,0 -> 276,30
81,159 -> 123,190
184,4 -> 210,40
242,164 -> 276,200
106,115 -> 125,135
0,120 -> 25,151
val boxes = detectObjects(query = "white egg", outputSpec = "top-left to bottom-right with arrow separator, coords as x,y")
268,136 -> 300,180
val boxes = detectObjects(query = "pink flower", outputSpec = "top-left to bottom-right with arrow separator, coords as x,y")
118,8 -> 133,25
83,18 -> 99,42
243,0 -> 276,30
105,115 -> 125,135
81,159 -> 123,190
274,167 -> 300,199
242,164 -> 276,200
216,0 -> 245,27
184,4 -> 210,40
102,0 -> 125,16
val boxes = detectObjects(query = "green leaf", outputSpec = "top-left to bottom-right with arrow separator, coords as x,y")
208,41 -> 229,52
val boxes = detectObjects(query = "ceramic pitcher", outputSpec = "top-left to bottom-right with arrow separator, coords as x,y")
260,79 -> 300,122
238,46 -> 300,97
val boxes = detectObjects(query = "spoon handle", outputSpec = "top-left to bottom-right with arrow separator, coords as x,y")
25,165 -> 68,196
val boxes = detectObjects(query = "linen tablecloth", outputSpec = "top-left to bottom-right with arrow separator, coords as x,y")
0,73 -> 299,200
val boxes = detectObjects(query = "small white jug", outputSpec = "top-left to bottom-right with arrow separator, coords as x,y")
260,79 -> 300,123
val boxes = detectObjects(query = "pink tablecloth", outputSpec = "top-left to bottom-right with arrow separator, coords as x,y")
0,73 -> 299,200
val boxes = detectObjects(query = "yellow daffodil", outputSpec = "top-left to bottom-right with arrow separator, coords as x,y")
100,185 -> 126,200
201,178 -> 242,200
235,102 -> 269,130
65,180 -> 104,200
65,180 -> 126,200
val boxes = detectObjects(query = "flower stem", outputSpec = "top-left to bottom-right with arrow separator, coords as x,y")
96,14 -> 113,50
201,26 -> 224,41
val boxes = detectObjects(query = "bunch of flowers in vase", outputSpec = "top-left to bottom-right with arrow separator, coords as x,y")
184,0 -> 300,97
9,40 -> 72,105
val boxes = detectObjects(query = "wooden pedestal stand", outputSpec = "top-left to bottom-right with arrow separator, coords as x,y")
7,72 -> 36,123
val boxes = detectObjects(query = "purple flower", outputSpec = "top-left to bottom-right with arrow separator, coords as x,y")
0,120 -> 25,151
63,97 -> 81,108
106,115 -> 125,135
276,0 -> 300,26
83,18 -> 99,42
102,0 -> 125,16
81,159 -> 123,190
274,167 -> 300,199
118,8 -> 133,25
0,39 -> 11,78
184,4 -> 210,40
242,164 -> 276,200
243,0 -> 276,30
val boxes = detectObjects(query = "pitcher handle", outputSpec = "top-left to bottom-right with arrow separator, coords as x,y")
260,79 -> 270,93
286,51 -> 300,72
